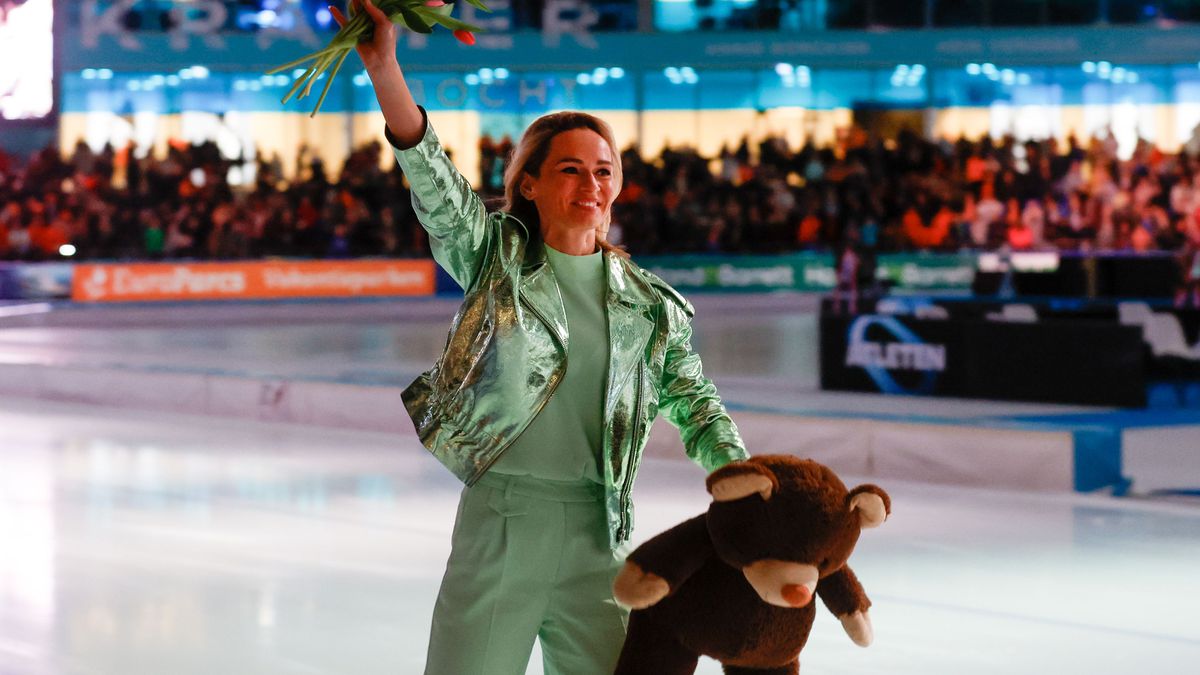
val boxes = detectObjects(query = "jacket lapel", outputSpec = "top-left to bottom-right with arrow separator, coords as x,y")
605,253 -> 657,414
520,249 -> 569,351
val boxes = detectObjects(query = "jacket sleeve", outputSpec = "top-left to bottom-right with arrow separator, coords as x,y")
388,108 -> 491,291
654,281 -> 749,472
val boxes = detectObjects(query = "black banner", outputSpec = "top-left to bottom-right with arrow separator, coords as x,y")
820,313 -> 1146,407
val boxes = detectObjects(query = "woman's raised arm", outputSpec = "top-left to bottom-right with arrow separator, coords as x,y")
331,0 -> 425,147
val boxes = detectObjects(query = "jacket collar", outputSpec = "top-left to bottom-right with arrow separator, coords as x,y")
605,251 -> 659,307
516,224 -> 658,308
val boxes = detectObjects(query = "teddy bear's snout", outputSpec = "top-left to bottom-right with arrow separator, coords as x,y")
743,559 -> 819,608
780,584 -> 812,607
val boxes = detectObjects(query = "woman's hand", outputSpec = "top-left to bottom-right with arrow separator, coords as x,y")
330,0 -> 398,72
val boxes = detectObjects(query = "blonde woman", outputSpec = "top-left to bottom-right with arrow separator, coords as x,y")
334,1 -> 748,672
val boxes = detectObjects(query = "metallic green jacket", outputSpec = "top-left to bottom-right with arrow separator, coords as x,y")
392,119 -> 747,547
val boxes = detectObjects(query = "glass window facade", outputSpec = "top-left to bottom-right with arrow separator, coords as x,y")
58,60 -> 1200,180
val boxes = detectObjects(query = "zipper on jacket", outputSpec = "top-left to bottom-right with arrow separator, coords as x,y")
616,360 -> 644,541
469,295 -> 568,483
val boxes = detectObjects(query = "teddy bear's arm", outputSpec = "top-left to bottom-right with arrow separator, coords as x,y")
817,565 -> 874,647
628,514 -> 714,585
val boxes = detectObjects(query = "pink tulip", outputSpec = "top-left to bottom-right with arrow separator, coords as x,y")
424,1 -> 446,6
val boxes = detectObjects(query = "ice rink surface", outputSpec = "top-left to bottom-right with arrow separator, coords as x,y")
1,296 -> 1199,674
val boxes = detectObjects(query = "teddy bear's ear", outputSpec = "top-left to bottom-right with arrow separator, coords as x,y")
847,485 -> 891,529
706,462 -> 778,502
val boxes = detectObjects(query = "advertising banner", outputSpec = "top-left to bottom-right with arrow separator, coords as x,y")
72,260 -> 436,303
637,252 -> 977,293
0,262 -> 74,299
820,313 -> 1145,407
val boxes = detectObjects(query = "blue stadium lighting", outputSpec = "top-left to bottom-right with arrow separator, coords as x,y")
1097,61 -> 1112,76
775,63 -> 793,77
260,75 -> 275,85
609,67 -> 625,79
1082,61 -> 1096,73
495,68 -> 510,79
465,73 -> 480,85
166,75 -> 181,87
98,69 -> 113,80
1128,72 -> 1140,83
257,10 -> 279,26
149,74 -> 165,86
82,69 -> 97,80
577,73 -> 592,85
249,81 -> 263,91
1112,67 -> 1126,83
1017,73 -> 1032,86
911,64 -> 926,76
981,63 -> 997,75
274,75 -> 288,86
234,80 -> 249,91
1001,69 -> 1015,85
128,81 -> 141,91
293,68 -> 306,78
315,7 -> 333,27
190,65 -> 210,79
593,70 -> 608,85
352,74 -> 368,86
664,67 -> 679,78
966,63 -> 981,75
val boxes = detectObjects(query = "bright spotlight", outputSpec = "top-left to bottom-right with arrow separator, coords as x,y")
59,244 -> 77,257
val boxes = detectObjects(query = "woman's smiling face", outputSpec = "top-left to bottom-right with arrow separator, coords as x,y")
521,128 -> 619,240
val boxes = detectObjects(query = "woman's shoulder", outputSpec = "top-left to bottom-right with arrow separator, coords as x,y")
618,257 -> 695,317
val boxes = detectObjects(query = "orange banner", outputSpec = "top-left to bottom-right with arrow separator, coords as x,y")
72,260 -> 436,302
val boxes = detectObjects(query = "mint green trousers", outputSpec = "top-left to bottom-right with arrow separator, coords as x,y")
423,473 -> 629,675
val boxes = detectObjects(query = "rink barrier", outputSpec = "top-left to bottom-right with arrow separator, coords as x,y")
3,350 -> 1197,495
69,260 -> 437,302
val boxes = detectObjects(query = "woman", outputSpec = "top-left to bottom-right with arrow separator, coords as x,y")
335,2 -> 747,673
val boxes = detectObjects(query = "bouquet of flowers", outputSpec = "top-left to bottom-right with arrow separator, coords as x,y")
266,0 -> 490,116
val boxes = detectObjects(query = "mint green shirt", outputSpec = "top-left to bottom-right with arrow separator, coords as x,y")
491,244 -> 609,484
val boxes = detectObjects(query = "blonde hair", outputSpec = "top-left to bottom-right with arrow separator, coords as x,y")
501,111 -> 628,257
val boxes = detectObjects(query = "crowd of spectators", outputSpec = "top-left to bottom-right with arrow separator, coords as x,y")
3,124 -> 1200,277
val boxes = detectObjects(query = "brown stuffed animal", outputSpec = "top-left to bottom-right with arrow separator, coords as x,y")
612,455 -> 890,675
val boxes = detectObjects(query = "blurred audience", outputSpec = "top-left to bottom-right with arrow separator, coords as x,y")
3,126 -> 1200,265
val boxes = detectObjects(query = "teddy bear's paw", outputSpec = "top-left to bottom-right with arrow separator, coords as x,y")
840,610 -> 873,647
613,561 -> 670,609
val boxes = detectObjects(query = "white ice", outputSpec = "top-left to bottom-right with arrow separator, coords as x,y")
2,394 -> 1198,675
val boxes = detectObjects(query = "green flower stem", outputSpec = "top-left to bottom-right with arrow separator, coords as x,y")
311,50 -> 352,119
268,0 -> 492,115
